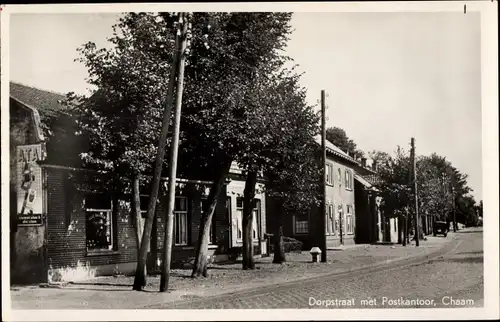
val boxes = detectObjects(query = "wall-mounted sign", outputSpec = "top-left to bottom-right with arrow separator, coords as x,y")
17,144 -> 46,226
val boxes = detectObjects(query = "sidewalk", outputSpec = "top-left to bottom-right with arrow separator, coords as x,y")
10,234 -> 456,310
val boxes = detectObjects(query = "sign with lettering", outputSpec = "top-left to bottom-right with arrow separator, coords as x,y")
17,144 -> 46,226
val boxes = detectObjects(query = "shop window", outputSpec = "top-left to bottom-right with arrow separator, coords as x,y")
85,193 -> 114,251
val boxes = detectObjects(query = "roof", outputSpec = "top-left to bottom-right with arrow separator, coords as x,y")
314,135 -> 359,165
354,174 -> 380,192
9,82 -> 69,123
363,174 -> 384,186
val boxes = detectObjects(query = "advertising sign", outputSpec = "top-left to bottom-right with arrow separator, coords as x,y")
17,144 -> 46,226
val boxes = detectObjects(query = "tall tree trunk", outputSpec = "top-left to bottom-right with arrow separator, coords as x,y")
132,13 -> 181,291
132,173 -> 146,275
192,158 -> 232,278
272,210 -> 286,264
242,170 -> 258,270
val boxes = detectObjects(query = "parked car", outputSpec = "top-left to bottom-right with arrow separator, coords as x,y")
433,221 -> 449,237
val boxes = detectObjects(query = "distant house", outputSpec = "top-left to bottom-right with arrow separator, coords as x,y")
355,169 -> 399,244
9,82 -> 268,284
279,136 -> 376,249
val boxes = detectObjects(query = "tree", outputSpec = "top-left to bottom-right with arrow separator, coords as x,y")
326,127 -> 364,159
234,66 -> 321,268
180,12 -> 295,277
265,114 -> 321,263
370,147 -> 411,244
373,147 -> 475,242
70,12 -> 181,289
456,194 -> 478,227
477,200 -> 483,218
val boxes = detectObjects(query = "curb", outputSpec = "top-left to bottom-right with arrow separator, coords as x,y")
39,282 -> 69,289
142,235 -> 458,309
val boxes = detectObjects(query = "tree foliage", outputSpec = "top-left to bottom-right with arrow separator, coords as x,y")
326,127 -> 364,159
372,147 -> 476,231
68,12 -> 180,181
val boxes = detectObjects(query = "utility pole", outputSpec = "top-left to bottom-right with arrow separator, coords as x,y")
133,12 -> 181,291
410,138 -> 419,247
402,207 -> 407,246
452,185 -> 456,232
320,90 -> 327,262
160,12 -> 191,292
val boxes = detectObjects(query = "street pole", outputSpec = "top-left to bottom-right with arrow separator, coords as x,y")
133,12 -> 181,291
452,185 -> 456,232
410,138 -> 420,247
160,12 -> 190,292
320,90 -> 327,262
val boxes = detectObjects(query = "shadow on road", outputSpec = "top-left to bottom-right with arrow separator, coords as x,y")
53,287 -> 131,292
429,256 -> 483,264
455,251 -> 484,256
69,281 -> 131,287
455,230 -> 482,234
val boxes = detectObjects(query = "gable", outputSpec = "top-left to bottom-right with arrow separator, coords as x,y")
9,82 -> 70,132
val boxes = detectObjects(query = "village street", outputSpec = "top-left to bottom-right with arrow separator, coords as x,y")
4,10 -> 491,319
148,227 -> 484,309
10,227 -> 483,310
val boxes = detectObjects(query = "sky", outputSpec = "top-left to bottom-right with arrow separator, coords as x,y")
8,11 -> 483,200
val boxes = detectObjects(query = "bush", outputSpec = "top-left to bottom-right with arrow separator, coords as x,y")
270,236 -> 304,254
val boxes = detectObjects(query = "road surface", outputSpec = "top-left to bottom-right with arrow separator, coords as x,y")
153,228 -> 483,309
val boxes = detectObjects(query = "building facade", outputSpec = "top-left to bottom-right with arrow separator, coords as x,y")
283,138 -> 374,249
9,82 -> 267,284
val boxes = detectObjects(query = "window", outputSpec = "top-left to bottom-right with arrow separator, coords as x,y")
337,168 -> 342,186
236,198 -> 260,241
326,163 -> 334,185
334,206 -> 340,234
85,193 -> 114,251
139,196 -> 149,218
253,199 -> 261,241
326,203 -> 335,235
345,170 -> 353,190
138,196 -> 151,251
346,205 -> 354,234
342,210 -> 347,235
201,198 -> 217,245
294,213 -> 309,235
236,198 -> 243,242
174,197 -> 188,246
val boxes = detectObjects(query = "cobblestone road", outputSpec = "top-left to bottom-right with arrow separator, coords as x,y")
149,228 -> 483,309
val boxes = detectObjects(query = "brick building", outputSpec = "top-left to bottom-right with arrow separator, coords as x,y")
9,82 -> 268,284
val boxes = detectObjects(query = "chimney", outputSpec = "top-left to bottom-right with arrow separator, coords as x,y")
372,160 -> 378,172
361,157 -> 367,167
